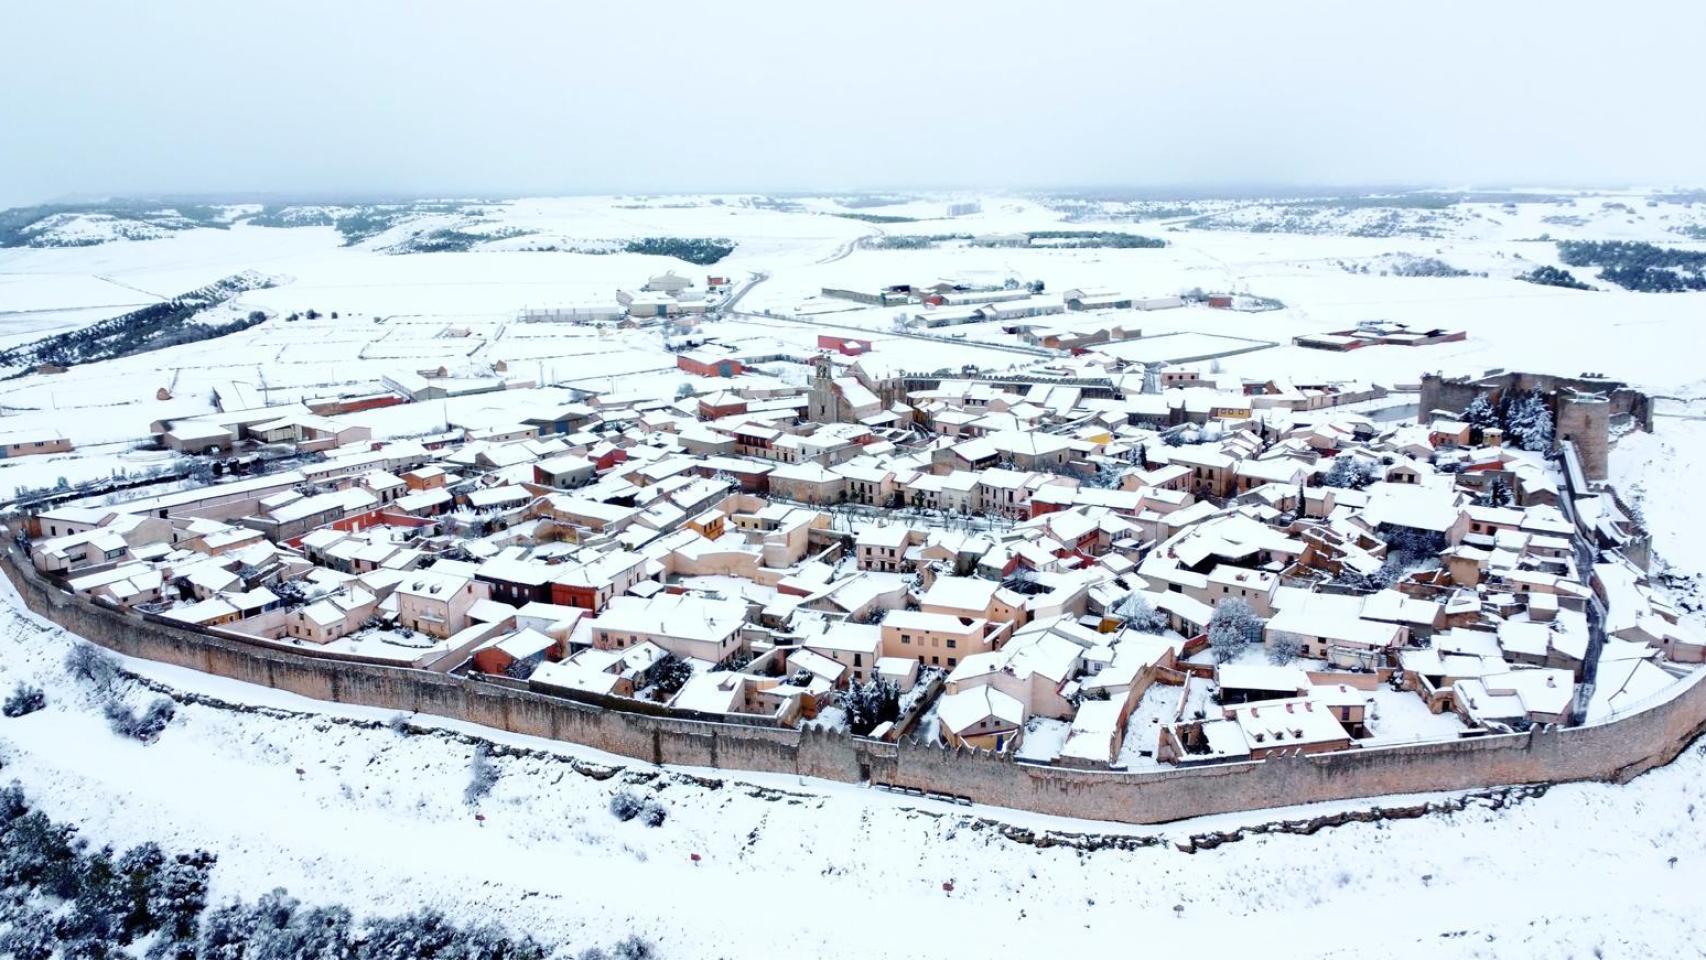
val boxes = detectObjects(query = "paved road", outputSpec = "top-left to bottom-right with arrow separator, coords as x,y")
721,271 -> 769,314
815,227 -> 881,265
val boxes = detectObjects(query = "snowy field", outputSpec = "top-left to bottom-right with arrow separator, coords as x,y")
0,190 -> 1703,504
3,189 -> 1706,956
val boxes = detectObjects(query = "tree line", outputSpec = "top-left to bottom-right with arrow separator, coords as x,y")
0,273 -> 273,374
1556,240 -> 1706,292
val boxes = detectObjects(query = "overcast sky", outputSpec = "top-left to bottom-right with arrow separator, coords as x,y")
4,0 -> 1702,207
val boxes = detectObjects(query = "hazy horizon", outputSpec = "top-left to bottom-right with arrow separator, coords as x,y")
5,0 -> 1703,209
12,180 -> 1700,211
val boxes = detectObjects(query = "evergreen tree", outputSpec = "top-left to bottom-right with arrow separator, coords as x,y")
841,678 -> 901,735
1480,477 -> 1513,507
1462,394 -> 1498,431
649,654 -> 694,698
1322,455 -> 1377,490
1505,394 -> 1555,453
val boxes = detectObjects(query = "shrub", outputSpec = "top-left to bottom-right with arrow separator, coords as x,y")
464,744 -> 500,805
612,936 -> 658,960
1267,635 -> 1304,665
639,798 -> 667,828
609,790 -> 645,822
0,908 -> 55,960
1322,455 -> 1378,490
1,780 -> 542,960
356,908 -> 548,960
0,273 -> 272,370
105,697 -> 176,742
1518,265 -> 1592,290
3,683 -> 45,718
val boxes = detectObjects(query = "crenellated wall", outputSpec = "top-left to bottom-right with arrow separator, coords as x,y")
8,551 -> 1704,825
1418,371 -> 1652,481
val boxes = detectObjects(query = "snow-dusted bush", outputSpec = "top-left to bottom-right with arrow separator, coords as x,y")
0,908 -> 54,960
611,935 -> 659,960
578,938 -> 659,960
64,643 -> 119,690
464,743 -> 500,805
1114,593 -> 1168,634
1322,455 -> 1378,489
1208,598 -> 1264,664
1,780 -> 560,960
104,697 -> 175,742
3,682 -> 45,718
609,789 -> 645,822
1267,635 -> 1304,665
0,784 -> 216,960
639,797 -> 668,828
356,907 -> 548,960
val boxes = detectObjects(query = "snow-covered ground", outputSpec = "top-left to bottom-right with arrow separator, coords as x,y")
0,190 -> 1702,501
2,567 -> 1704,959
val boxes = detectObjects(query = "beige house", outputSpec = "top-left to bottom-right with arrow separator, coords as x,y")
856,525 -> 915,573
768,463 -> 846,505
0,433 -> 72,458
986,430 -> 1072,471
286,587 -> 378,644
32,528 -> 132,574
937,685 -> 1026,751
1265,603 -> 1403,669
396,570 -> 483,638
919,575 -> 1001,620
944,630 -> 1083,720
833,462 -> 895,506
590,593 -> 748,664
879,609 -> 995,671
800,622 -> 883,685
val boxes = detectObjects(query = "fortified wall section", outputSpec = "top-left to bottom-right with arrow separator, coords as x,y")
8,552 -> 1705,826
1418,371 -> 1653,481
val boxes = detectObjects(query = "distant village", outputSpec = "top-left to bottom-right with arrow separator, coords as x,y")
9,266 -> 1688,776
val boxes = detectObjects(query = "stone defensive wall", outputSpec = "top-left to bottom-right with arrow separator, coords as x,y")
7,550 -> 1705,826
1418,371 -> 1653,481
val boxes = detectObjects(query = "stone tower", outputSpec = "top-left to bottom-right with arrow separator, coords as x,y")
1557,392 -> 1611,481
808,354 -> 840,424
